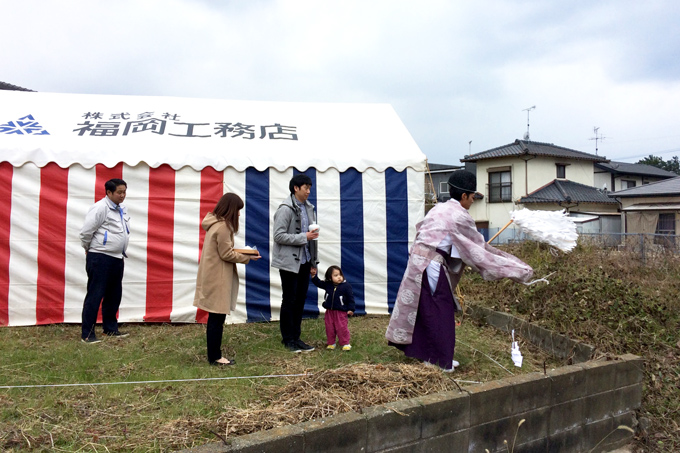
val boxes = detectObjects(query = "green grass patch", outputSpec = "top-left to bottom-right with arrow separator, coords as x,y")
1,315 -> 557,451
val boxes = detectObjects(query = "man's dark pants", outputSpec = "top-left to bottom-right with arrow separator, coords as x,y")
81,252 -> 124,340
279,262 -> 312,344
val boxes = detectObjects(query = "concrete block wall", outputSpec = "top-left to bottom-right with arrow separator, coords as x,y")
466,305 -> 596,363
180,312 -> 644,453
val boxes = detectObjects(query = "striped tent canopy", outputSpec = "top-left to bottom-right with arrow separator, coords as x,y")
0,91 -> 426,326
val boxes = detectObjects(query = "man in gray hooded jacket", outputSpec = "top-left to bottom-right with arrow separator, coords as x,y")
271,174 -> 319,353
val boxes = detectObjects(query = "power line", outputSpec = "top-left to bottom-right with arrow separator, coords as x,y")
612,147 -> 680,162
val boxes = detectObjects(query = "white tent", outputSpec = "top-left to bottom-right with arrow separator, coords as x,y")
0,90 -> 426,326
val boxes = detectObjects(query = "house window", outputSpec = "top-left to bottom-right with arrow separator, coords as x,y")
556,164 -> 566,179
622,180 -> 636,189
439,181 -> 448,196
655,213 -> 676,247
656,213 -> 676,235
489,170 -> 512,203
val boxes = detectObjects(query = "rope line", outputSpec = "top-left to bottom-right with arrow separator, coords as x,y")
457,340 -> 514,375
0,373 -> 310,390
1,372 -> 485,390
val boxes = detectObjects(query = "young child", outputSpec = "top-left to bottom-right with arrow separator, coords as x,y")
311,265 -> 355,351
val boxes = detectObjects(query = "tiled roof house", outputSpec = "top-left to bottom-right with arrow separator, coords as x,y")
460,139 -> 620,236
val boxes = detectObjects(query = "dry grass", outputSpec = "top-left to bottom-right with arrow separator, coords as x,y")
166,363 -> 458,441
464,242 -> 680,452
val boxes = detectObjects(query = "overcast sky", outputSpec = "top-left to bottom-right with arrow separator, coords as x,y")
3,0 -> 680,165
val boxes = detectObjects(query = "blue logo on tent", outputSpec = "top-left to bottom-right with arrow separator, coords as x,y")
0,114 -> 50,135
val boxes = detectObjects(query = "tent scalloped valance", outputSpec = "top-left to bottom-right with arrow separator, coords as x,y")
0,91 -> 426,173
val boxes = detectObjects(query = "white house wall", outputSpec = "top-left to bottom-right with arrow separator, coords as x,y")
527,158 -> 594,188
470,156 -> 598,229
595,172 -> 666,192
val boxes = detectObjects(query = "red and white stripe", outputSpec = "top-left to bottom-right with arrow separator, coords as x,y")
0,163 -> 226,326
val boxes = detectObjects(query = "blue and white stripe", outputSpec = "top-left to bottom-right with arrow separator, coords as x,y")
225,167 -> 422,324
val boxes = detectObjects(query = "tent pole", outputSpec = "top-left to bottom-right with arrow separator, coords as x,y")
425,160 -> 437,208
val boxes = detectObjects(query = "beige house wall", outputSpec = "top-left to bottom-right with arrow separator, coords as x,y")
619,195 -> 679,210
618,196 -> 680,234
526,158 -> 594,190
468,157 -> 519,229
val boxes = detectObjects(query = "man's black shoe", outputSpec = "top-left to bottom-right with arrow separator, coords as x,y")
285,342 -> 302,353
104,331 -> 129,338
296,339 -> 315,353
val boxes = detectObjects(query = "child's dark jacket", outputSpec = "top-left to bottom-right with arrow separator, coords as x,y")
311,276 -> 356,312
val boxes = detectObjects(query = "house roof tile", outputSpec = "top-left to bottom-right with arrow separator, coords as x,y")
595,161 -> 678,178
0,81 -> 35,92
461,139 -> 609,163
608,176 -> 680,198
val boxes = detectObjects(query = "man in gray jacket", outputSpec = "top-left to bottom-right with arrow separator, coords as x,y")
79,178 -> 131,343
271,174 -> 319,353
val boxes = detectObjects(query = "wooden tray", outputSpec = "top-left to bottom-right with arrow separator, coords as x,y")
234,248 -> 260,255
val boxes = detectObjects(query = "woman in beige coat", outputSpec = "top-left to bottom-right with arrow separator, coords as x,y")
194,193 -> 260,365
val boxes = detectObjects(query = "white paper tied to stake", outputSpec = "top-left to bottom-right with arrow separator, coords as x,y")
511,330 -> 523,368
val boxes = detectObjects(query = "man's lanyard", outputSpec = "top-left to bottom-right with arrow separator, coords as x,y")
117,206 -> 129,234
116,204 -> 129,257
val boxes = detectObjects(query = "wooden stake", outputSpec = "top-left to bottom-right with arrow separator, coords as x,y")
487,219 -> 514,244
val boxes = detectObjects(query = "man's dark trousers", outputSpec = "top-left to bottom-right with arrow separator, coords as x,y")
279,262 -> 312,344
81,252 -> 124,340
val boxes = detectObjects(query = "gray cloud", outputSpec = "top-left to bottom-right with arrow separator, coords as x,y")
2,0 -> 679,164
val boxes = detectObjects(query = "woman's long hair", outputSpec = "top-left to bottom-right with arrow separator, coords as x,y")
212,193 -> 243,233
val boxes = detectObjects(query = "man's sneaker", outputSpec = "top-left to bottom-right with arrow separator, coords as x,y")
341,344 -> 352,351
296,339 -> 315,353
81,336 -> 101,344
104,331 -> 129,338
451,359 -> 460,368
326,344 -> 336,350
285,342 -> 302,353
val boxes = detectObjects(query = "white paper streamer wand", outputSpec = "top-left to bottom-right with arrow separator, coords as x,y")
510,208 -> 578,252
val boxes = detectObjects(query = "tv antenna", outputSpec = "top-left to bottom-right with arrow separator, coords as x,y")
589,127 -> 606,155
468,140 -> 472,154
522,106 -> 536,140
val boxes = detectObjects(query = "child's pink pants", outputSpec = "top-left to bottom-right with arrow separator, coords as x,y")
324,309 -> 350,346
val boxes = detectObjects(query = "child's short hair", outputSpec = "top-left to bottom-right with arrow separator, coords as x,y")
324,265 -> 344,282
